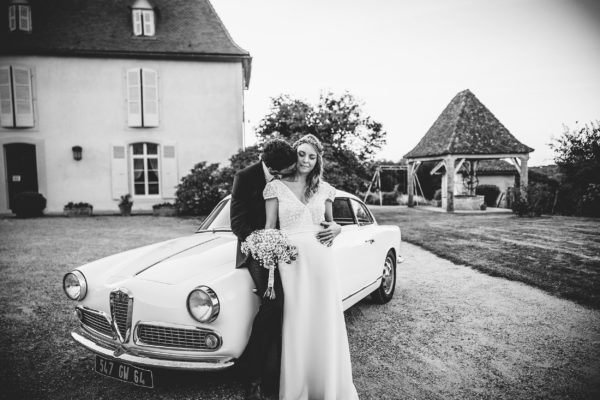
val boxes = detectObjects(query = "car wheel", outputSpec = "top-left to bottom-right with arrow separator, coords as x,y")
371,250 -> 396,304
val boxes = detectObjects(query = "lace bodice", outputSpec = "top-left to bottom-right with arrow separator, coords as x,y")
263,180 -> 336,230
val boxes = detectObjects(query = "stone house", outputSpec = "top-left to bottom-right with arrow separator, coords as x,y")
0,0 -> 251,213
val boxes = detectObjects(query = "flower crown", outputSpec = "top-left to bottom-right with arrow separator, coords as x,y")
293,134 -> 323,154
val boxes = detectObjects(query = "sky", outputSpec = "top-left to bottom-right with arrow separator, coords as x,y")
211,0 -> 600,166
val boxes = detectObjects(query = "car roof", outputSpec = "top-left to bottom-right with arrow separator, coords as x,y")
221,189 -> 360,202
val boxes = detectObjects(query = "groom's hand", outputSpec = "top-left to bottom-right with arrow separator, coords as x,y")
317,221 -> 341,246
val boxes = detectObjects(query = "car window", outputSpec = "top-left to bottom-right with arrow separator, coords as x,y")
350,199 -> 373,226
332,198 -> 356,226
198,199 -> 231,231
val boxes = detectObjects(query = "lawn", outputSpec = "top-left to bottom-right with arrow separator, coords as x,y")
371,206 -> 600,309
1,215 -> 599,399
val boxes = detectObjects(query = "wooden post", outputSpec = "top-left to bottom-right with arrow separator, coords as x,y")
445,156 -> 455,212
519,156 -> 528,200
407,161 -> 414,207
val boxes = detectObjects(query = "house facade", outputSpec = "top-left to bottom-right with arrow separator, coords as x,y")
0,0 -> 251,213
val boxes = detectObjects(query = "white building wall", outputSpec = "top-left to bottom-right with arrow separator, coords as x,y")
0,56 -> 245,213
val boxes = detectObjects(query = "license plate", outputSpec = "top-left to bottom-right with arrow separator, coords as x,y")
94,355 -> 154,388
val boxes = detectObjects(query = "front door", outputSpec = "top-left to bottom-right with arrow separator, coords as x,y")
4,143 -> 38,210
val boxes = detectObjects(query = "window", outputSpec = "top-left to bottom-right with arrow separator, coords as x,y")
131,143 -> 160,196
333,198 -> 356,226
132,9 -> 155,37
8,4 -> 31,32
126,68 -> 159,127
350,199 -> 374,225
0,66 -> 34,128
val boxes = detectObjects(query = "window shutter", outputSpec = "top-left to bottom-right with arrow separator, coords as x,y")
143,11 -> 155,36
18,6 -> 31,32
132,10 -> 142,36
111,145 -> 129,199
161,144 -> 178,198
12,66 -> 34,127
0,67 -> 14,127
142,69 -> 159,127
126,69 -> 142,127
8,6 -> 16,31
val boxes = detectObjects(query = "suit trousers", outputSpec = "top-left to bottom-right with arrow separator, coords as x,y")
241,257 -> 285,394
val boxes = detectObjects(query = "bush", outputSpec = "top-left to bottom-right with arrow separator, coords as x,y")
64,202 -> 93,210
382,192 -> 399,205
512,183 -> 555,217
476,185 -> 501,207
152,202 -> 175,210
11,192 -> 47,218
175,162 -> 234,215
582,183 -> 600,217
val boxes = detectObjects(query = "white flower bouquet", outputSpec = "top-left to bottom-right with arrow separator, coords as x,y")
241,228 -> 298,299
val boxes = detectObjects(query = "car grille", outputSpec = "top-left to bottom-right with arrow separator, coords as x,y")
80,309 -> 113,337
136,324 -> 218,350
110,290 -> 133,342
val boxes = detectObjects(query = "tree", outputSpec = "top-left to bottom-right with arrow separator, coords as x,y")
550,121 -> 600,216
254,92 -> 387,192
175,162 -> 234,215
229,145 -> 261,171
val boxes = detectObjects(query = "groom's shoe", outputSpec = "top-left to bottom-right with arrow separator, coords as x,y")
245,380 -> 266,400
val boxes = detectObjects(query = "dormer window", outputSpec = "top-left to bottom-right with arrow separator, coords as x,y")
131,0 -> 155,37
8,1 -> 32,33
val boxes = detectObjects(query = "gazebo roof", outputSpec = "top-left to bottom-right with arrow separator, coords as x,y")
405,89 -> 534,159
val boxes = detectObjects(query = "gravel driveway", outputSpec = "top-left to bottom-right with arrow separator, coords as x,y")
2,239 -> 599,399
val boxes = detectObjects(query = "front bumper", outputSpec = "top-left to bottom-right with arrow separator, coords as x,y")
71,327 -> 235,371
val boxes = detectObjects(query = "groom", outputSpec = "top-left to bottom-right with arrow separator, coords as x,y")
230,139 -> 296,400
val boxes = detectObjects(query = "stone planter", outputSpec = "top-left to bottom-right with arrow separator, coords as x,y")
63,207 -> 93,217
153,207 -> 177,217
119,204 -> 133,216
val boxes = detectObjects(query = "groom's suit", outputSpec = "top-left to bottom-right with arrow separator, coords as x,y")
230,161 -> 284,395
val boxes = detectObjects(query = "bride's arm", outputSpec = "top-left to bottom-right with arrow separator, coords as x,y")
265,198 -> 279,229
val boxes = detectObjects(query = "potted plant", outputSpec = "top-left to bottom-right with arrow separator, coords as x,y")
152,202 -> 177,217
119,194 -> 133,216
63,202 -> 93,217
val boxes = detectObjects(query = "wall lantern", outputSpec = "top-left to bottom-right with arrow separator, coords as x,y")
72,146 -> 83,161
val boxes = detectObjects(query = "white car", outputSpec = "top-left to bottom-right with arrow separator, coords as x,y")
63,191 -> 401,388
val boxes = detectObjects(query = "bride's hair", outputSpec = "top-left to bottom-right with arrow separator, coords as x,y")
293,134 -> 323,200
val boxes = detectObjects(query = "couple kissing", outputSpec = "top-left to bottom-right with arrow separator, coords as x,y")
230,134 -> 359,400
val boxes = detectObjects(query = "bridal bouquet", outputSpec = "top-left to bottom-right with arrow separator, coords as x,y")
241,229 -> 298,299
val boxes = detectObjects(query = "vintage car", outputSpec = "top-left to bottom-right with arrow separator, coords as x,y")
63,191 -> 401,388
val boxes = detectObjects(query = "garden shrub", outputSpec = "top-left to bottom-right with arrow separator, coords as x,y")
476,184 -> 501,207
11,192 -> 47,218
512,183 -> 555,217
175,162 -> 234,215
382,192 -> 399,205
582,183 -> 600,217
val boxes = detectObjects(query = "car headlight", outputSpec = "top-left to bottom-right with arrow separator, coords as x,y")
187,286 -> 220,323
63,270 -> 87,301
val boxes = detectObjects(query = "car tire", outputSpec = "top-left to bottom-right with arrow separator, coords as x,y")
371,250 -> 396,304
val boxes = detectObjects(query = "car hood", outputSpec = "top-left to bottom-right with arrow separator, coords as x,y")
78,232 -> 237,286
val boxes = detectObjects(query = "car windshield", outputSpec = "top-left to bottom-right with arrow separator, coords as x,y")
197,199 -> 231,231
196,195 -> 369,232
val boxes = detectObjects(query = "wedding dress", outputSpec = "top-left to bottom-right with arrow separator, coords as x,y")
263,179 -> 359,400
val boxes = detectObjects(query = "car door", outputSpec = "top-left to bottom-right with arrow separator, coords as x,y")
331,197 -> 365,300
349,198 -> 381,288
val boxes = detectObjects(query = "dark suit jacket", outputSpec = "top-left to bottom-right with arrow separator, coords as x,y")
230,162 -> 268,268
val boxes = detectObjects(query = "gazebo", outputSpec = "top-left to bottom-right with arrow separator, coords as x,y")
404,89 -> 534,212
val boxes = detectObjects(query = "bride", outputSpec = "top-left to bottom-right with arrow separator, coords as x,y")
263,134 -> 359,400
